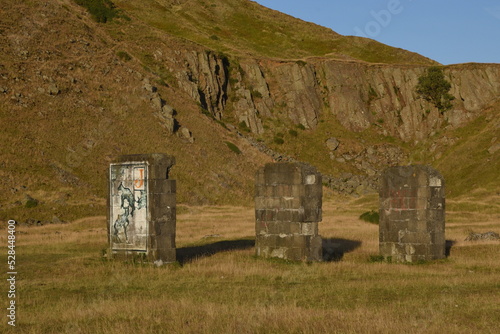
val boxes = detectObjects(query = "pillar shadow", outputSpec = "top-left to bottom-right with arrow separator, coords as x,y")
445,240 -> 456,257
322,238 -> 362,262
177,238 -> 255,265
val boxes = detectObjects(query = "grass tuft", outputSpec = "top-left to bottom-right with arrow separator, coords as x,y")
2,198 -> 499,333
359,210 -> 379,224
74,0 -> 118,23
224,141 -> 242,154
116,50 -> 132,61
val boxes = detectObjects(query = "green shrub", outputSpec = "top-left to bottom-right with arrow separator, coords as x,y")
201,109 -> 213,118
75,0 -> 117,23
225,141 -> 241,154
359,210 -> 379,224
238,121 -> 251,132
250,89 -> 263,99
288,129 -> 298,137
273,137 -> 284,145
368,255 -> 392,263
368,255 -> 385,263
416,66 -> 455,113
116,51 -> 131,61
25,198 -> 39,208
296,124 -> 306,130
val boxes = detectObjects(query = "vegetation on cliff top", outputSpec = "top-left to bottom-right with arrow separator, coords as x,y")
113,0 -> 436,64
416,66 -> 455,113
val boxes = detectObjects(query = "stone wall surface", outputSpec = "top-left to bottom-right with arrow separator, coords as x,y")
108,154 -> 176,263
379,165 -> 445,262
255,163 -> 323,261
175,49 -> 500,141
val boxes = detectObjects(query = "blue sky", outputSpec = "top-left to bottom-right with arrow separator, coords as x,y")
253,0 -> 500,65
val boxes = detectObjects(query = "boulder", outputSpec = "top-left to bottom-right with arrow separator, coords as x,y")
178,127 -> 194,143
48,84 -> 60,95
325,137 -> 340,151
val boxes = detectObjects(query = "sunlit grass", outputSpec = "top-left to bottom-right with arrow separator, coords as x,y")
1,196 -> 498,333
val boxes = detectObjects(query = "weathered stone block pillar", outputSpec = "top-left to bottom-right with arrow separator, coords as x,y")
108,154 -> 176,263
255,163 -> 323,261
379,165 -> 445,262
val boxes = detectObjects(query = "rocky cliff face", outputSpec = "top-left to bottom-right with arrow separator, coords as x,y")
175,52 -> 500,142
179,51 -> 229,120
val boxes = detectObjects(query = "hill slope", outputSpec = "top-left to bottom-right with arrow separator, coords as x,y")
0,0 -> 498,223
115,0 -> 437,64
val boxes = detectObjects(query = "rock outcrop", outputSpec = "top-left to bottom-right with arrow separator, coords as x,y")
178,51 -> 228,120
174,52 -> 500,142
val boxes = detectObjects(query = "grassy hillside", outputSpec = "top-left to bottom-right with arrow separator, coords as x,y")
0,0 -> 497,225
114,0 -> 436,64
432,101 -> 500,199
0,0 -> 272,222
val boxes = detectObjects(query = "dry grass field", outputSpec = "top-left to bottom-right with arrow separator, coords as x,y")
1,194 -> 499,334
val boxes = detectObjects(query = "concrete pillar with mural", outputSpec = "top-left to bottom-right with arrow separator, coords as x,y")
255,162 -> 323,261
379,165 -> 446,262
108,153 -> 176,264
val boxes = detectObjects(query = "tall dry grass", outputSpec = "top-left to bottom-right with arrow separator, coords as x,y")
1,195 -> 499,333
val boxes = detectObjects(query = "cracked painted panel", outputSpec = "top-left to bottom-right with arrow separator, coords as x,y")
110,162 -> 148,251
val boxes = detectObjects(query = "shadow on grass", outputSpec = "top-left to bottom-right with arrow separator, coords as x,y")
322,238 -> 362,262
177,237 -> 362,264
177,238 -> 255,265
446,240 -> 456,257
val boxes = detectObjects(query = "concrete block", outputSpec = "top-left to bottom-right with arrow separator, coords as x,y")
157,248 -> 176,263
430,243 -> 446,259
266,171 -> 297,185
255,162 -> 323,261
399,231 -> 431,244
291,185 -> 306,197
285,248 -> 304,261
304,207 -> 322,222
417,186 -> 431,199
276,209 -> 292,222
255,169 -> 265,186
255,221 -> 269,235
274,184 -> 292,197
429,197 -> 445,210
430,231 -> 445,245
150,179 -> 176,194
379,243 -> 393,256
379,165 -> 445,262
270,221 -> 292,234
301,222 -> 318,236
430,186 -> 444,198
281,196 -> 301,210
290,222 -> 301,234
108,154 -> 176,264
256,235 -> 276,248
270,247 -> 287,259
255,209 -> 277,222
286,208 -> 304,222
254,185 -> 266,197
152,193 -> 176,212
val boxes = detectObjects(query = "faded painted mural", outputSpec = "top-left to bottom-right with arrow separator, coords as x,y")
109,162 -> 148,251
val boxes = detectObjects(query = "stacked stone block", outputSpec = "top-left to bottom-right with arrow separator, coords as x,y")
379,165 -> 445,262
108,154 -> 176,263
255,163 -> 323,261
